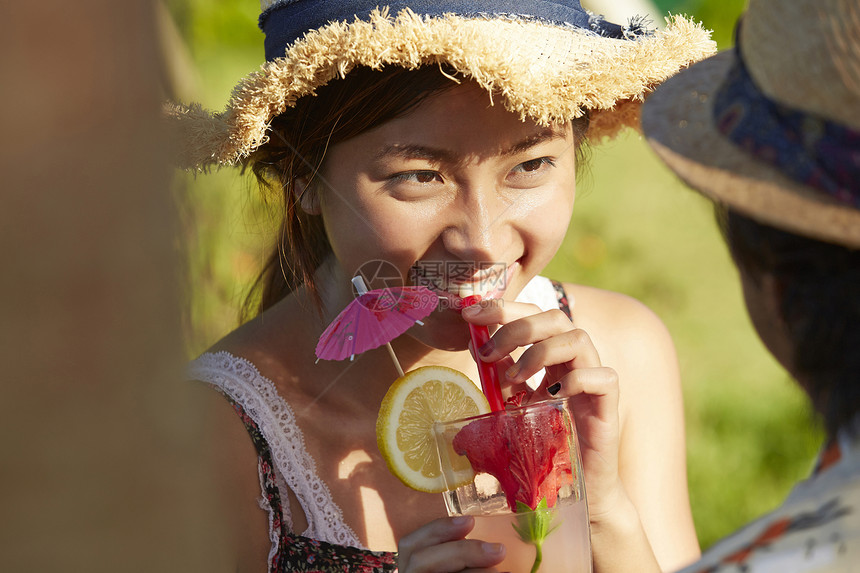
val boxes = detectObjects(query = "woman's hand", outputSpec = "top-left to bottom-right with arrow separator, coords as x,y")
460,300 -> 625,519
397,516 -> 506,572
461,297 -> 681,573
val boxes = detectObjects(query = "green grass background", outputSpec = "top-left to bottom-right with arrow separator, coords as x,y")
166,0 -> 823,551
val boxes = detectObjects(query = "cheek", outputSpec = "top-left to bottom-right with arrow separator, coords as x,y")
530,204 -> 574,270
321,194 -> 441,280
516,180 -> 576,259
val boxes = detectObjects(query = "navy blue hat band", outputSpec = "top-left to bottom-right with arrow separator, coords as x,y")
713,45 -> 860,208
260,0 -> 624,62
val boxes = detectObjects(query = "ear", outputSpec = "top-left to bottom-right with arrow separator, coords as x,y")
293,176 -> 321,215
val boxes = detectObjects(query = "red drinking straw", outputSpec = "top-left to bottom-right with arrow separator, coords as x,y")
462,295 -> 505,412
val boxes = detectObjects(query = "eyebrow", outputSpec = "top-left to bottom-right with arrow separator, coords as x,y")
374,144 -> 457,164
373,127 -> 567,163
502,127 -> 567,157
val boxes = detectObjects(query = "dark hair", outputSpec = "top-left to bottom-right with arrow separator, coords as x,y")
717,206 -> 860,437
244,65 -> 590,318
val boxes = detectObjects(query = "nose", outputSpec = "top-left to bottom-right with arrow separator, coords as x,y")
441,185 -> 512,263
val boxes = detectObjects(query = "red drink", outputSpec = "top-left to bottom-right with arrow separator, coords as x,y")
434,398 -> 592,573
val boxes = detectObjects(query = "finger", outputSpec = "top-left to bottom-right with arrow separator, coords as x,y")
398,516 -> 475,567
460,298 -> 543,327
504,328 -> 601,384
466,308 -> 575,363
530,366 -> 619,415
492,355 -> 521,397
470,333 -> 527,404
402,540 -> 506,573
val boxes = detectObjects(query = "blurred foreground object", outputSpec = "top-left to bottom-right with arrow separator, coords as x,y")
0,1 -> 228,570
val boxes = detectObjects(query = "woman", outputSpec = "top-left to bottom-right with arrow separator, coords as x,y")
574,0 -> 860,570
170,1 -> 714,571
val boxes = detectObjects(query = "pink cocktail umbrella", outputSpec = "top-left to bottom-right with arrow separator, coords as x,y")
315,276 -> 438,376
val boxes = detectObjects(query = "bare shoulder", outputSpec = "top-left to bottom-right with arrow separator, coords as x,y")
559,281 -> 682,419
205,309 -> 290,365
202,296 -> 316,384
561,282 -> 674,354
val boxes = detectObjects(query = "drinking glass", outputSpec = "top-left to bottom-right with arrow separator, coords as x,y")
433,398 -> 592,573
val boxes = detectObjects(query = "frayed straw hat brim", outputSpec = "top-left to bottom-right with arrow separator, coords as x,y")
168,8 -> 715,169
643,51 -> 860,248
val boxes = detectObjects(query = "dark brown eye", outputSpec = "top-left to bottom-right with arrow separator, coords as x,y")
414,171 -> 439,183
391,170 -> 443,185
520,158 -> 546,172
511,157 -> 555,175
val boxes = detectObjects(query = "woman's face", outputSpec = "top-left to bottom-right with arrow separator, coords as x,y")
314,81 -> 578,350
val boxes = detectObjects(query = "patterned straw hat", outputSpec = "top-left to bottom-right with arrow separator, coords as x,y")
642,0 -> 860,248
168,0 -> 715,169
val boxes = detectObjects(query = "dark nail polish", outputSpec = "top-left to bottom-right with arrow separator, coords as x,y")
478,339 -> 495,356
505,363 -> 521,380
547,382 -> 562,395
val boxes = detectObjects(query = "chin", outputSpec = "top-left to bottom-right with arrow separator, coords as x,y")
427,335 -> 471,352
409,314 -> 473,352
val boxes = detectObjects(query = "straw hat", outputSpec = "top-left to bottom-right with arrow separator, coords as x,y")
168,0 -> 715,169
642,0 -> 860,248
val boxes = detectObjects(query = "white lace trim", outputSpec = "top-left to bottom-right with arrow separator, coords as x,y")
188,351 -> 365,550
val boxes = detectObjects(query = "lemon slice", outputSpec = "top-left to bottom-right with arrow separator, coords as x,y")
376,365 -> 490,492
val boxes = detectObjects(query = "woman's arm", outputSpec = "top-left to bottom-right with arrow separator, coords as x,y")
194,382 -> 273,572
568,284 -> 700,572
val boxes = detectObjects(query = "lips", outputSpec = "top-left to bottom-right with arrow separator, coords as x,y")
412,260 -> 520,305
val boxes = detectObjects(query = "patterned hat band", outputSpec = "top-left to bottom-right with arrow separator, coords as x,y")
713,34 -> 860,208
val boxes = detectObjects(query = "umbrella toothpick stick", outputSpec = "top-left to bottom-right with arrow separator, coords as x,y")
351,276 -> 405,378
385,344 -> 405,378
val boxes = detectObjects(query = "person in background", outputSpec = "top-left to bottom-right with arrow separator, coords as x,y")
583,0 -> 860,570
